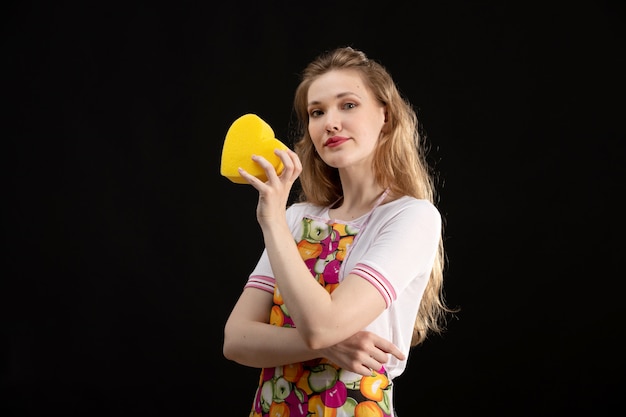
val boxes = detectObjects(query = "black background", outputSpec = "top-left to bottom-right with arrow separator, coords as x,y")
4,1 -> 624,416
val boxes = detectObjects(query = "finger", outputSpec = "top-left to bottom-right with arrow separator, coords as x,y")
289,149 -> 303,176
250,154 -> 273,171
365,358 -> 386,376
367,359 -> 383,374
357,364 -> 374,377
389,345 -> 405,361
275,148 -> 302,181
244,154 -> 282,185
273,149 -> 293,177
274,149 -> 300,182
374,341 -> 405,361
369,351 -> 389,365
237,166 -> 266,189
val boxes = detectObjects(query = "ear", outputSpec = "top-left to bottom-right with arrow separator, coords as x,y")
381,107 -> 390,133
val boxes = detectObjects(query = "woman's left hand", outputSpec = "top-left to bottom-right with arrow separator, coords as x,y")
319,331 -> 405,376
238,148 -> 302,228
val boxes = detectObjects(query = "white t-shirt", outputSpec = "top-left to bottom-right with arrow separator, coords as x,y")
245,195 -> 441,379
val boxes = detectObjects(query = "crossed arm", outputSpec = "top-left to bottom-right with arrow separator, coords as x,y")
223,285 -> 404,376
223,149 -> 405,376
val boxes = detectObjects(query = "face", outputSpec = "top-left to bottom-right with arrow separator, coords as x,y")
306,69 -> 386,170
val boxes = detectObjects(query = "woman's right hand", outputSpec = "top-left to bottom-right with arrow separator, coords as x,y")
319,331 -> 406,376
238,148 -> 302,230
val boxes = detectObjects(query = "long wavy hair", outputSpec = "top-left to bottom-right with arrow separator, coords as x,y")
292,46 -> 456,346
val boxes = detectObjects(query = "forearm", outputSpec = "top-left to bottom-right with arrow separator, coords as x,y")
224,320 -> 320,368
241,150 -> 369,348
261,221 -> 336,344
225,318 -> 404,376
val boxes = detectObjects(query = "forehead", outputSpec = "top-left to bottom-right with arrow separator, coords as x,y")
307,69 -> 371,104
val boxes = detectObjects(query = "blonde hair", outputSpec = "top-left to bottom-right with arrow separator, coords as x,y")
292,46 -> 456,346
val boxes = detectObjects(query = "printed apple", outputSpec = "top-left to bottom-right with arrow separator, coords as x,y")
260,379 -> 273,413
308,363 -> 339,393
274,376 -> 292,401
360,371 -> 389,402
302,218 -> 332,242
318,230 -> 340,258
336,397 -> 358,417
338,368 -> 362,386
332,223 -> 348,236
308,395 -> 335,417
269,305 -> 284,327
297,239 -> 323,260
355,400 -> 383,417
377,389 -> 392,416
285,387 -> 309,417
314,255 -> 334,275
269,402 -> 289,417
283,362 -> 304,383
322,259 -> 341,284
321,380 -> 347,408
273,287 -> 284,305
336,235 -> 354,261
344,224 -> 359,235
304,257 -> 318,275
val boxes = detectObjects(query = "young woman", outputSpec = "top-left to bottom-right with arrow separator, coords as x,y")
223,46 -> 453,417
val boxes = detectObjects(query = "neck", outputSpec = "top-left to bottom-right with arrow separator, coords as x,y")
330,183 -> 389,220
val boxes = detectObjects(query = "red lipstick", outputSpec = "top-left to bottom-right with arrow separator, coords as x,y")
324,136 -> 349,148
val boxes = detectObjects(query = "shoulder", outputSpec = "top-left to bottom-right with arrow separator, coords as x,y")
368,197 -> 441,238
378,196 -> 440,221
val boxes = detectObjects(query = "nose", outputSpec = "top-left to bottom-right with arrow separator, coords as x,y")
324,110 -> 341,133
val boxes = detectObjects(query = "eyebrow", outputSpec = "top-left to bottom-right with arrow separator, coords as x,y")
307,91 -> 362,107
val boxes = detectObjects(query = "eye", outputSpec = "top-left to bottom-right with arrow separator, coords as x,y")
309,109 -> 323,117
342,102 -> 357,110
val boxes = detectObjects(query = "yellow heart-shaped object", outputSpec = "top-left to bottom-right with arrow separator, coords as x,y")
220,113 -> 289,184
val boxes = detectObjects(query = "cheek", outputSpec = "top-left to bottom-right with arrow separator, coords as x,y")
308,121 -> 325,145
370,118 -> 386,137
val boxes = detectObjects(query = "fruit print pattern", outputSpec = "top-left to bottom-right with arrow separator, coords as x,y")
249,217 -> 394,417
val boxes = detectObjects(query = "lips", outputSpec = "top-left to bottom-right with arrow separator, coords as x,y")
324,136 -> 349,147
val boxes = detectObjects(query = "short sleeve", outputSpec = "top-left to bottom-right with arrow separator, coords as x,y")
244,202 -> 314,293
349,199 -> 441,307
